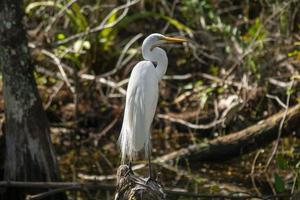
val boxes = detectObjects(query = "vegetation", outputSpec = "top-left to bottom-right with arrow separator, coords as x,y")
1,0 -> 300,199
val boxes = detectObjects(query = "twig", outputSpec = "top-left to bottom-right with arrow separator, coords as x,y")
268,78 -> 291,88
0,181 -> 114,190
80,74 -> 126,95
56,0 -> 140,45
26,186 -> 76,200
100,33 -> 143,77
161,0 -> 179,33
198,72 -> 252,90
163,73 -> 192,80
291,170 -> 298,196
266,94 -> 288,109
251,149 -> 263,196
78,173 -> 116,181
45,81 -> 64,109
265,172 -> 277,196
45,0 -> 78,32
265,79 -> 294,171
157,113 -> 224,130
41,49 -> 75,93
36,65 -> 126,97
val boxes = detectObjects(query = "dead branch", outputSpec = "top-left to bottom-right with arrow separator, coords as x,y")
0,180 -> 294,199
0,181 -> 114,190
114,165 -> 166,200
156,103 -> 300,163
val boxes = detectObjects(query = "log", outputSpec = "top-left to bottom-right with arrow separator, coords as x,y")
114,165 -> 166,200
157,103 -> 300,163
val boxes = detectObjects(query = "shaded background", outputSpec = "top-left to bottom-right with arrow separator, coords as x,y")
1,0 -> 300,199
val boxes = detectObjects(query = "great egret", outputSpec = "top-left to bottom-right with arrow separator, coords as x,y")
118,33 -> 187,178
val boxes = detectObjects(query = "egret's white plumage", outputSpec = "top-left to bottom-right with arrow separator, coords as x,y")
118,33 -> 186,164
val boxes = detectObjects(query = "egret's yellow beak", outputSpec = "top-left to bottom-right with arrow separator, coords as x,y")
162,36 -> 188,43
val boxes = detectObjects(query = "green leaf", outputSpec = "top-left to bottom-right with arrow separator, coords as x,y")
209,65 -> 219,76
99,10 -> 118,51
161,16 -> 193,36
276,155 -> 288,169
200,94 -> 208,109
26,1 -> 87,31
274,173 -> 285,192
70,3 -> 88,31
56,33 -> 65,40
117,11 -> 193,36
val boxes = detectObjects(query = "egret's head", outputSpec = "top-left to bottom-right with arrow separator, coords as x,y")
143,33 -> 187,50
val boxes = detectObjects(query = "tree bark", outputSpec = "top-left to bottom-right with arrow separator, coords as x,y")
157,103 -> 300,163
0,0 -> 65,199
114,165 -> 166,200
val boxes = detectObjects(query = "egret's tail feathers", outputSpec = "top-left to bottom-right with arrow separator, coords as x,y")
118,88 -> 150,163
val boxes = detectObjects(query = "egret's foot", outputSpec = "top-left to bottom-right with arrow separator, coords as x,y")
124,162 -> 133,177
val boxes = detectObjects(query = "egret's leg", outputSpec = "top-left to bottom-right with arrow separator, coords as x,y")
124,161 -> 133,177
145,147 -> 153,184
128,161 -> 132,171
148,153 -> 152,179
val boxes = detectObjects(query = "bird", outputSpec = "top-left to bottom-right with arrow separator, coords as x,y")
118,33 -> 187,179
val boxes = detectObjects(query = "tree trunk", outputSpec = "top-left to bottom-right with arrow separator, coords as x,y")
0,0 -> 65,199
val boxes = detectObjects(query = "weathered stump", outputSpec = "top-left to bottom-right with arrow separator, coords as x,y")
114,165 -> 166,200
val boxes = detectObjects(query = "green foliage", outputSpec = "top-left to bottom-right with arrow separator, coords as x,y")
274,173 -> 285,192
243,18 -> 267,44
99,10 -> 118,51
276,155 -> 289,170
26,1 -> 88,31
181,0 -> 216,27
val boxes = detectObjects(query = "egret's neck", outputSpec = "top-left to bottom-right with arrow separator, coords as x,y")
142,45 -> 168,80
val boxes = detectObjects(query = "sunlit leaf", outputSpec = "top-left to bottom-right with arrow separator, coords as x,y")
56,33 -> 65,40
117,11 -> 193,36
161,16 -> 193,36
73,40 -> 90,53
200,94 -> 208,109
99,10 -> 118,51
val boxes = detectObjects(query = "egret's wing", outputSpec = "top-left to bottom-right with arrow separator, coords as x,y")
118,61 -> 158,162
143,73 -> 158,157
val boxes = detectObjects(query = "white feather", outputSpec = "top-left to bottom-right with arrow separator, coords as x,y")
118,61 -> 158,163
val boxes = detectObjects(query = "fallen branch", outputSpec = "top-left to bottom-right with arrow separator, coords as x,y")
0,180 -> 294,200
157,103 -> 300,162
0,181 -> 114,190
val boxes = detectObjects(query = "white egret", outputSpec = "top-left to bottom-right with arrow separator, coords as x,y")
118,33 -> 187,178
